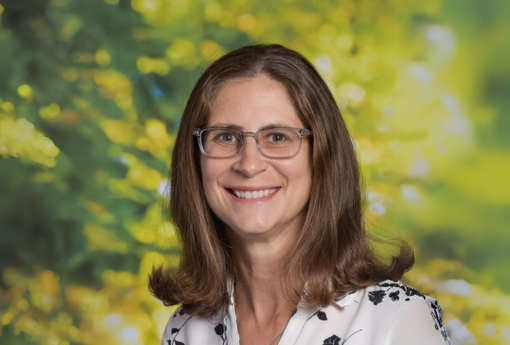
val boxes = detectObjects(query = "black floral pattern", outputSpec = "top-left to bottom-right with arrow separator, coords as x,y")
322,330 -> 362,345
323,334 -> 341,345
378,281 -> 426,300
308,309 -> 328,321
368,281 -> 426,306
368,290 -> 386,305
214,324 -> 225,335
168,309 -> 228,345
389,290 -> 400,301
167,309 -> 192,345
214,323 -> 227,344
431,300 -> 451,345
368,281 -> 450,344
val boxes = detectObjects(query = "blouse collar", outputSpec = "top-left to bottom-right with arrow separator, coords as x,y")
227,279 -> 359,309
333,289 -> 359,308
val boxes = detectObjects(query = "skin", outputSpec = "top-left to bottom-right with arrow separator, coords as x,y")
200,76 -> 313,345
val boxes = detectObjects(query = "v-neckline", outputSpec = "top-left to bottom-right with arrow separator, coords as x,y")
225,297 -> 320,345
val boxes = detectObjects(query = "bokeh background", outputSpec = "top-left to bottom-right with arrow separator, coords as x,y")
0,0 -> 509,344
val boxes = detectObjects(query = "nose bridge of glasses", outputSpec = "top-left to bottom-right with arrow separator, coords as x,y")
240,131 -> 262,152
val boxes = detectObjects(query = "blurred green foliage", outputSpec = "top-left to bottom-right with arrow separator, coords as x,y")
0,0 -> 509,344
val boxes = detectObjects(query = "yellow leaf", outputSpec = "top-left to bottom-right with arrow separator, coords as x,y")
17,84 -> 33,102
83,223 -> 128,253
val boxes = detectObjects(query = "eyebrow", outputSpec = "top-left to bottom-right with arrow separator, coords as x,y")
208,122 -> 293,130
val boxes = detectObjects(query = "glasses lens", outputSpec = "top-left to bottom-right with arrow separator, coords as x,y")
201,128 -> 241,157
259,128 -> 301,157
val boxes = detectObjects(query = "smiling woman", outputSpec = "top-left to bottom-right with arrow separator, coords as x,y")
149,44 -> 451,345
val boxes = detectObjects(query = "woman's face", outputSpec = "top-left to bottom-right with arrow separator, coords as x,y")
200,76 -> 312,241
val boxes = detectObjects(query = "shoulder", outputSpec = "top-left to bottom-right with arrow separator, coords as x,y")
343,280 -> 451,345
161,307 -> 227,345
363,280 -> 429,305
335,280 -> 432,311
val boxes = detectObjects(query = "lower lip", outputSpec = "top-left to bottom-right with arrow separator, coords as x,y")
227,188 -> 280,204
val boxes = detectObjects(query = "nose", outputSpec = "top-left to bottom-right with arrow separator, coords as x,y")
232,135 -> 268,177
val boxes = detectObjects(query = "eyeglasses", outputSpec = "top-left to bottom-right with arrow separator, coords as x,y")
193,127 -> 312,158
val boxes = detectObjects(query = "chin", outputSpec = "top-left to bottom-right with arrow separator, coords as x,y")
227,222 -> 275,238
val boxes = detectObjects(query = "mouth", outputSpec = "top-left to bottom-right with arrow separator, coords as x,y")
226,187 -> 281,200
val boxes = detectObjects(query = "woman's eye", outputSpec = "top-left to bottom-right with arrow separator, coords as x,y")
216,132 -> 237,142
269,133 -> 287,142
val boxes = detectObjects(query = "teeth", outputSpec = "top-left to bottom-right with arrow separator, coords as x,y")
232,188 -> 277,199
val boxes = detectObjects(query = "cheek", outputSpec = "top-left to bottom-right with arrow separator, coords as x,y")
200,159 -> 225,202
200,160 -> 214,194
281,157 -> 312,196
296,156 -> 313,202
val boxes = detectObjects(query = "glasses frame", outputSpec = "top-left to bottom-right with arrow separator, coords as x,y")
193,126 -> 313,158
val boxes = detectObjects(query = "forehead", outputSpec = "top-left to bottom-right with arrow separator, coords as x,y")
207,76 -> 304,129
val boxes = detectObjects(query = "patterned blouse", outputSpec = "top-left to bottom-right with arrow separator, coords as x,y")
161,280 -> 451,345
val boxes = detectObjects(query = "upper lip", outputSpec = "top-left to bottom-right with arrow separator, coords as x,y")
227,186 -> 280,191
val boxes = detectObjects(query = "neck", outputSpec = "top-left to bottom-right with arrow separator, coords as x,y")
229,229 -> 298,325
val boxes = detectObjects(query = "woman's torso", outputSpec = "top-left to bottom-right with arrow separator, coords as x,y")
161,280 -> 451,345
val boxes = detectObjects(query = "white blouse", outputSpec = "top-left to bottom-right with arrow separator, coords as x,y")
161,280 -> 451,345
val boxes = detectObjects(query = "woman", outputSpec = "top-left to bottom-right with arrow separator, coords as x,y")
150,44 -> 451,345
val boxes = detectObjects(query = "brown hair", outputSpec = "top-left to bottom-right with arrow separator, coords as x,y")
149,44 -> 414,317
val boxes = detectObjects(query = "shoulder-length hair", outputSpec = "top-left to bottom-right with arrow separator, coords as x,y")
149,44 -> 414,317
